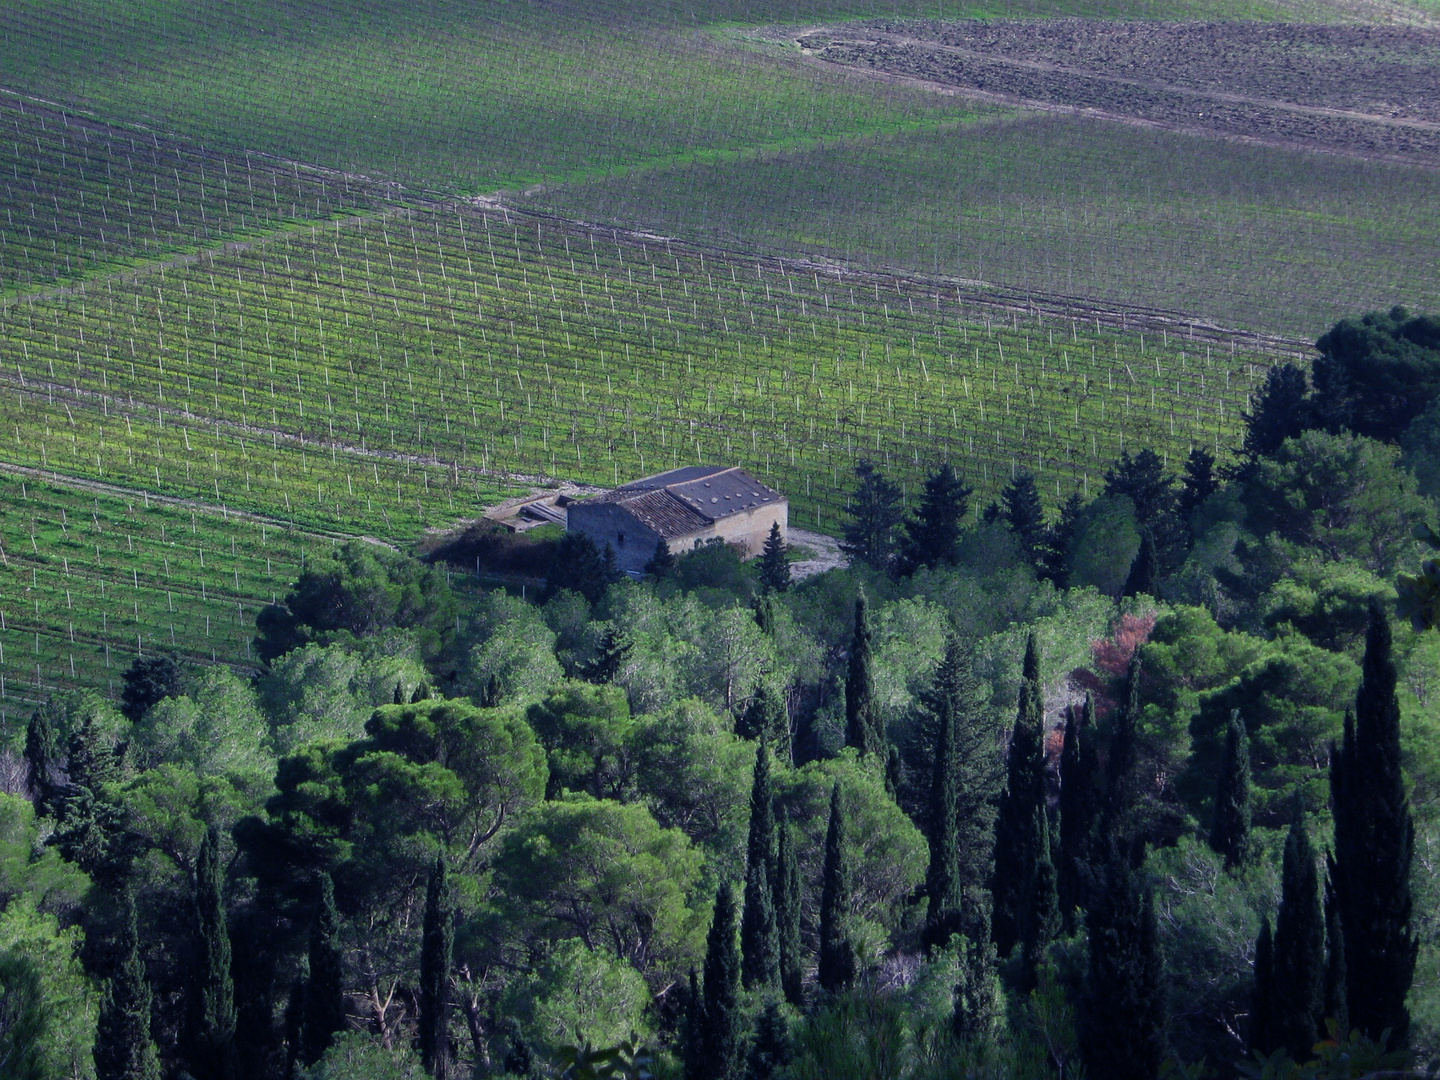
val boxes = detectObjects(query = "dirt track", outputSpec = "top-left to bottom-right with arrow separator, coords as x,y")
789,20 -> 1440,166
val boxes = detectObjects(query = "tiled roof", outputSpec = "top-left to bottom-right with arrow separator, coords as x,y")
582,465 -> 785,540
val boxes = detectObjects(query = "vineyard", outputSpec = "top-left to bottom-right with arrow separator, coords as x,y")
0,101 -> 1287,697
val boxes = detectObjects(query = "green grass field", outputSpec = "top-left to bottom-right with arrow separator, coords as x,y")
523,114 -> 1440,338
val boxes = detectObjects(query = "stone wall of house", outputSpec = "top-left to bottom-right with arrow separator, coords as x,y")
565,501 -> 666,574
697,501 -> 788,557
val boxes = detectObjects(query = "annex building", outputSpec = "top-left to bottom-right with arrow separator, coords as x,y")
566,465 -> 788,574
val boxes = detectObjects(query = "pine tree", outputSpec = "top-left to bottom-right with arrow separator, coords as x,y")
924,638 -> 964,953
842,460 -> 903,571
1058,697 -> 1099,932
1210,711 -> 1253,871
1330,605 -> 1417,1048
22,704 -> 59,818
581,623 -> 631,684
898,462 -> 973,574
1079,847 -> 1166,1080
299,873 -> 345,1068
1178,448 -> 1218,533
1251,918 -> 1277,1057
1122,529 -> 1160,598
774,820 -> 803,1007
741,739 -> 779,990
419,856 -> 453,1079
189,825 -> 235,1080
844,595 -> 883,757
738,680 -> 790,762
991,633 -> 1047,960
758,522 -> 791,593
817,783 -> 856,993
94,894 -> 160,1080
1323,873 -> 1347,1036
1099,655 -> 1143,849
1271,811 -> 1324,1061
51,711 -> 129,888
1019,808 -> 1060,992
1001,472 -> 1047,570
699,882 -> 741,1080
645,539 -> 675,579
119,654 -> 182,723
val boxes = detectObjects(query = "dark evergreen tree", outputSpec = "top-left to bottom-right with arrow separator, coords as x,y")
1178,447 -> 1219,533
1079,848 -> 1166,1080
898,462 -> 973,574
1243,362 -> 1311,460
1040,492 -> 1084,588
1251,918 -> 1277,1057
1323,873 -> 1347,1036
544,531 -> 620,604
189,825 -> 235,1080
683,968 -> 704,1080
1122,528 -> 1160,599
419,856 -> 453,1079
744,1000 -> 792,1080
844,595 -> 883,757
752,592 -> 775,637
737,680 -> 789,762
393,681 -> 407,705
699,882 -> 741,1080
1271,811 -> 1324,1061
923,638 -> 964,953
119,654 -> 182,723
1329,605 -> 1417,1048
952,917 -> 999,1045
581,623 -> 631,685
51,711 -> 130,887
884,744 -> 903,800
1104,448 -> 1182,566
774,820 -> 803,1007
501,1018 -> 535,1079
817,783 -> 856,993
299,873 -> 345,1068
22,704 -> 60,818
1001,471 -> 1047,570
411,681 -> 431,703
1311,308 -> 1440,441
1210,711 -> 1253,871
841,460 -> 903,572
758,522 -> 790,593
991,633 -> 1046,960
93,894 -> 160,1080
645,539 -> 675,579
740,739 -> 779,991
1099,655 -> 1143,849
1019,808 -> 1060,993
1058,697 -> 1099,932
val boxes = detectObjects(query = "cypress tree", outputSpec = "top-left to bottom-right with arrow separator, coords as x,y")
744,1000 -> 792,1080
683,968 -> 704,1080
1330,605 -> 1416,1048
22,705 -> 59,817
924,638 -> 964,953
991,633 -> 1046,960
844,595 -> 883,757
1122,529 -> 1160,599
1323,872 -> 1347,1036
1058,697 -> 1099,932
1271,811 -> 1324,1061
952,916 -> 1000,1045
1251,918 -> 1277,1057
299,873 -> 345,1068
1019,808 -> 1060,993
817,783 -> 856,993
419,856 -> 453,1079
740,739 -> 779,990
1210,711 -> 1253,871
94,893 -> 160,1080
758,522 -> 791,593
1079,847 -> 1166,1080
752,592 -> 775,637
190,825 -> 235,1080
774,820 -> 803,1007
1100,655 -> 1143,849
700,883 -> 741,1080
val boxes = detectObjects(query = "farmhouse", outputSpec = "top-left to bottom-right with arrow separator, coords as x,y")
566,465 -> 788,574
